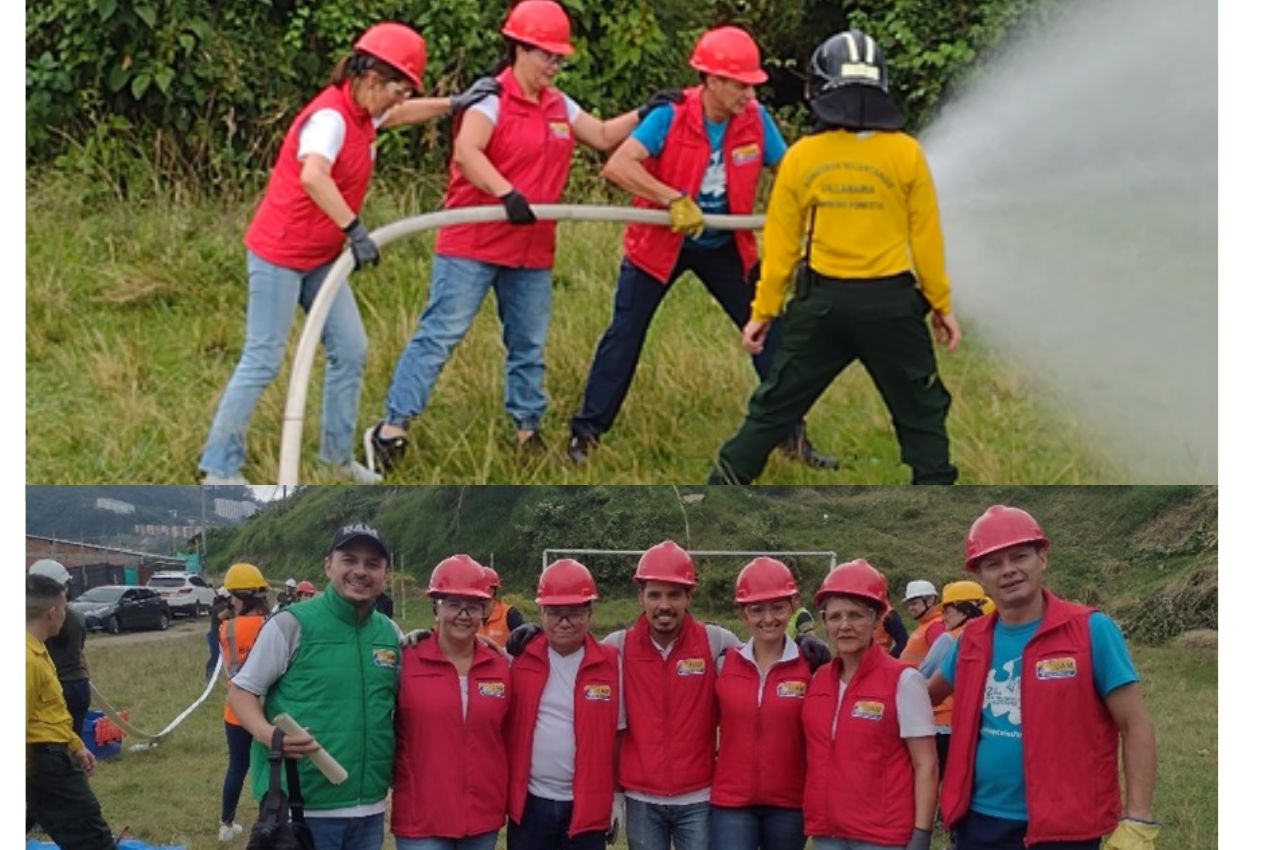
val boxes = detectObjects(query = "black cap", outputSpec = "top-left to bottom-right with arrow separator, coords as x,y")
328,522 -> 391,561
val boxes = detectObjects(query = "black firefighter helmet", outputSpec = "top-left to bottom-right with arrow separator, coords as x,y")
808,28 -> 905,132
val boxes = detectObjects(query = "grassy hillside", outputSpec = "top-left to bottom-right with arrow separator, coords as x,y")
26,173 -> 1122,484
204,484 -> 1217,641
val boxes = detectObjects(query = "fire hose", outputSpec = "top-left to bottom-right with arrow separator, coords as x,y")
277,204 -> 764,485
89,654 -> 225,744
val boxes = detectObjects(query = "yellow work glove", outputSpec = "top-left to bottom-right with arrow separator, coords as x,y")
667,193 -> 704,238
1103,818 -> 1160,850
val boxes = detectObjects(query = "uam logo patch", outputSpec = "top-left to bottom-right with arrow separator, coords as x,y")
478,681 -> 506,698
852,700 -> 885,720
1035,657 -> 1078,680
731,143 -> 761,165
371,648 -> 398,669
550,121 -> 571,138
776,680 -> 807,698
583,684 -> 613,701
676,658 -> 706,676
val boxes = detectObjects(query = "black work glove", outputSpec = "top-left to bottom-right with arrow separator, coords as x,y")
797,632 -> 831,673
343,217 -> 379,270
450,76 -> 500,113
638,88 -> 685,121
506,622 -> 543,656
905,827 -> 932,850
500,189 -> 537,225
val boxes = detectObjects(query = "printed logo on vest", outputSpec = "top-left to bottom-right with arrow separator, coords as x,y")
550,121 -> 571,139
776,680 -> 807,698
851,700 -> 885,720
676,658 -> 706,676
371,648 -> 398,669
1035,657 -> 1078,680
583,684 -> 613,701
478,681 -> 506,698
731,143 -> 761,165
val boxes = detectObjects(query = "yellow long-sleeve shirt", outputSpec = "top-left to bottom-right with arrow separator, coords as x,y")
27,632 -> 82,749
752,129 -> 951,320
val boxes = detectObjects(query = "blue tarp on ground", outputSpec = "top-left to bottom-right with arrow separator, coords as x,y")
28,840 -> 187,850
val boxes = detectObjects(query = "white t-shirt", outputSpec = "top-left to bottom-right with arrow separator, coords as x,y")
831,666 -> 935,739
603,620 -> 741,806
296,108 -> 387,163
468,92 -> 583,127
527,645 -> 584,801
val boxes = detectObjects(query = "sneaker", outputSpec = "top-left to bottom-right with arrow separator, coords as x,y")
777,423 -> 839,470
363,423 -> 407,474
203,473 -> 249,485
514,430 -> 547,453
335,461 -> 382,484
218,822 -> 243,842
566,432 -> 596,465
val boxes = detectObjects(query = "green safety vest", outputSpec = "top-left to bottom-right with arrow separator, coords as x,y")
250,584 -> 400,809
787,606 -> 815,638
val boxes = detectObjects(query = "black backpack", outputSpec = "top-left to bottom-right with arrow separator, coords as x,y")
246,728 -> 316,850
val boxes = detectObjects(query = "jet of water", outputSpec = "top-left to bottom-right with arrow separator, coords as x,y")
922,0 -> 1216,482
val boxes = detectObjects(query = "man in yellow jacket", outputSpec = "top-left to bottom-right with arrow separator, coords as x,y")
710,26 -> 961,485
26,573 -> 114,849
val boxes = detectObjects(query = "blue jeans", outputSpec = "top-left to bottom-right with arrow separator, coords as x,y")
221,722 -> 253,823
954,811 -> 1101,850
624,797 -> 710,850
384,254 -> 552,431
205,628 -> 221,678
200,250 -> 367,476
61,679 -> 91,745
507,793 -> 606,850
394,831 -> 498,850
708,805 -> 805,850
307,812 -> 386,850
570,243 -> 781,439
811,838 -> 904,850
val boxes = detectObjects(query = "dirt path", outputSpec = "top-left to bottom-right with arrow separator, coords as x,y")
86,617 -> 208,646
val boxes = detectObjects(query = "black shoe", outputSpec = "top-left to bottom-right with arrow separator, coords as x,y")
514,430 -> 547,453
363,423 -> 407,474
778,423 -> 839,470
566,432 -> 596,465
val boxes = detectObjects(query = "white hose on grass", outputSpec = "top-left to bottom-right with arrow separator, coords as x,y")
277,204 -> 764,484
90,653 -> 225,743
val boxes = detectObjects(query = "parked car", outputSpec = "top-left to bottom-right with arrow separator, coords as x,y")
146,571 -> 215,616
70,586 -> 171,634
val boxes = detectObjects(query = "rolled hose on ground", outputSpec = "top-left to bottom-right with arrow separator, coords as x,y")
278,204 -> 764,485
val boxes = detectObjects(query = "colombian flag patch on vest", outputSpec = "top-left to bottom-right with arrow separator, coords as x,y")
371,648 -> 398,669
1035,657 -> 1078,680
550,121 -> 571,138
478,681 -> 506,698
776,680 -> 807,698
583,684 -> 613,701
676,658 -> 706,676
731,143 -> 761,165
852,700 -> 885,720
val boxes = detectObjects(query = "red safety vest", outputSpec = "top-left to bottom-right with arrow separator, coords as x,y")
220,613 -> 266,726
244,81 -> 376,269
801,644 -> 916,846
941,590 -> 1122,844
506,633 -> 620,836
619,614 -> 717,795
622,86 -> 763,283
711,648 -> 809,809
434,67 -> 574,269
391,632 -> 510,838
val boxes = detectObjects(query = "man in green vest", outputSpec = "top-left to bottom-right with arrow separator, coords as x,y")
227,523 -> 400,850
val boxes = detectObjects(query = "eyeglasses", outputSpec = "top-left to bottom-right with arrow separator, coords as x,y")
544,606 -> 589,624
822,608 -> 876,627
529,47 -> 566,68
439,599 -> 485,618
383,78 -> 414,98
297,592 -> 315,599
743,600 -> 792,619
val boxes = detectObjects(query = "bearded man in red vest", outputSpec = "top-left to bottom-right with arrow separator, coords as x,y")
927,506 -> 1160,850
566,26 -> 835,472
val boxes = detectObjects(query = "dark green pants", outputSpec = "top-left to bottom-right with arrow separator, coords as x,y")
26,744 -> 114,850
713,274 -> 957,484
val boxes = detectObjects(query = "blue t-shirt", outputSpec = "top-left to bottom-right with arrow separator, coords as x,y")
939,612 -> 1139,821
630,101 -> 787,248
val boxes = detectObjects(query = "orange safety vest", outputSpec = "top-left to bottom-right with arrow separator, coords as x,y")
220,613 -> 266,726
899,605 -> 943,668
933,623 -> 966,729
873,605 -> 898,651
477,600 -> 514,646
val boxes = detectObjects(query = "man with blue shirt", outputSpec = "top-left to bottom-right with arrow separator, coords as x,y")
928,505 -> 1160,850
567,25 -> 834,470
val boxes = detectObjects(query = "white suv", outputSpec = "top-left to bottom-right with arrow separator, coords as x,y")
146,572 -> 215,616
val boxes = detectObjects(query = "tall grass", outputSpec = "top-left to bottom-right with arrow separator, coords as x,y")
70,608 -> 1214,850
26,171 -> 1120,484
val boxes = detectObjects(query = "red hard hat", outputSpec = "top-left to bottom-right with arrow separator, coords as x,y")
814,559 -> 889,613
964,505 -> 1049,572
354,22 -> 426,93
634,540 -> 697,587
296,580 -> 316,594
481,566 -> 501,588
502,0 -> 575,56
428,554 -> 493,599
689,26 -> 767,85
537,559 -> 600,605
734,557 -> 798,604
